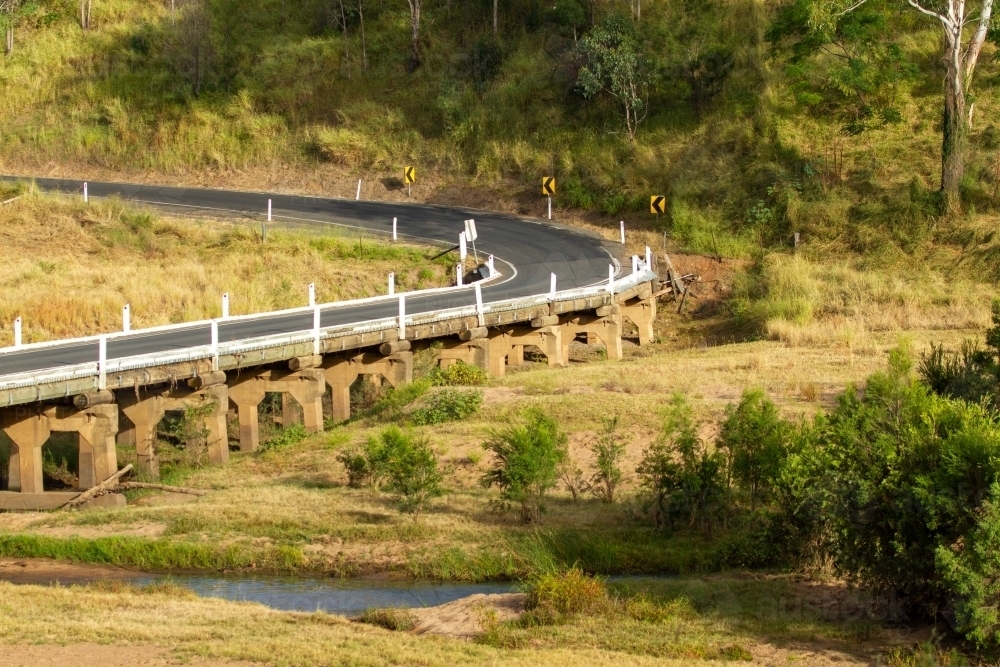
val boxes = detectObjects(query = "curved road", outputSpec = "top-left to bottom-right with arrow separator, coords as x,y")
0,177 -> 622,377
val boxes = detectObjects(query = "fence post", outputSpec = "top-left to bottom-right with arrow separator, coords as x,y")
222,292 -> 229,319
308,283 -> 316,307
459,232 -> 467,261
84,182 -> 88,203
98,335 -> 107,390
487,255 -> 495,278
620,221 -> 625,244
398,295 -> 406,340
123,304 -> 131,332
392,217 -> 397,241
645,246 -> 652,269
211,321 -> 219,371
607,265 -> 615,293
13,316 -> 21,348
356,179 -> 362,200
456,264 -> 463,287
267,199 -> 272,222
632,256 -> 639,274
313,306 -> 321,355
388,273 -> 395,295
550,273 -> 557,300
475,282 -> 484,326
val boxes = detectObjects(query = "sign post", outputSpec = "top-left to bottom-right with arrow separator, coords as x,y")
404,166 -> 416,197
542,177 -> 556,219
650,195 -> 666,223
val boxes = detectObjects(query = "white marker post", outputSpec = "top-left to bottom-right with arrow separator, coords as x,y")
308,283 -> 316,307
388,272 -> 395,295
475,282 -> 484,326
13,316 -> 21,348
123,304 -> 131,332
210,321 -> 219,371
313,306 -> 321,355
356,179 -> 362,200
632,255 -> 639,274
487,255 -> 495,278
98,335 -> 107,390
392,217 -> 397,241
222,292 -> 230,319
398,295 -> 406,340
620,221 -> 625,244
267,199 -> 272,222
607,264 -> 615,293
456,264 -> 463,287
547,196 -> 552,220
83,182 -> 88,203
464,219 -> 479,263
550,273 -> 557,300
645,246 -> 652,270
459,232 -> 467,261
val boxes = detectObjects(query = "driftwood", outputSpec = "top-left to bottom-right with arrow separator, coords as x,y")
115,482 -> 209,496
60,464 -> 133,509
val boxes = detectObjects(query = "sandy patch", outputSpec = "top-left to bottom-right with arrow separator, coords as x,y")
0,644 -> 261,667
410,592 -> 528,638
0,558 -> 142,585
26,522 -> 167,540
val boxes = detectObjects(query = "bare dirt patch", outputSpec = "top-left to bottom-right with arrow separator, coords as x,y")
410,592 -> 528,638
0,558 -> 141,585
0,643 -> 262,667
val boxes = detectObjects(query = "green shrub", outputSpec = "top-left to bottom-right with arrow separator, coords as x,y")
717,388 -> 789,511
409,388 -> 483,425
359,607 -> 418,631
429,361 -> 488,386
260,423 -> 308,452
481,409 -> 567,524
588,415 -> 626,504
525,567 -> 609,623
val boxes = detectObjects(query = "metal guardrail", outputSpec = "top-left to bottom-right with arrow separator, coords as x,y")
0,253 -> 657,394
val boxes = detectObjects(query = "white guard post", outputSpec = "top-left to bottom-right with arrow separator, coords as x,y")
388,272 -> 395,295
123,304 -> 131,332
392,217 -> 397,241
398,295 -> 406,340
267,199 -> 272,222
356,180 -> 362,200
607,265 -> 615,293
222,292 -> 230,319
456,264 -> 463,287
98,335 -> 107,390
308,283 -> 316,307
313,306 -> 321,355
84,182 -> 88,203
550,273 -> 557,299
13,316 -> 21,348
459,232 -> 467,261
475,282 -> 484,326
632,255 -> 639,274
645,246 -> 652,269
210,321 -> 219,371
620,221 -> 625,244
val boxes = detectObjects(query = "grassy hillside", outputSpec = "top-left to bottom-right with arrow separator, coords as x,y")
2,0 -> 998,261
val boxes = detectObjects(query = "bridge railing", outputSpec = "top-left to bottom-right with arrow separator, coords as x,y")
0,252 -> 656,393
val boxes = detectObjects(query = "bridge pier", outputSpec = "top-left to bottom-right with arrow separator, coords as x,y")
44,404 -> 119,490
118,383 -> 229,478
324,351 -> 413,422
487,326 -> 565,377
228,369 -> 326,451
619,286 -> 657,346
560,314 -> 623,364
2,412 -> 49,494
436,339 -> 489,371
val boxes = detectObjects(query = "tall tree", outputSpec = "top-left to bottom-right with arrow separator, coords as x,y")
1,0 -> 36,55
809,0 -> 994,212
80,0 -> 91,30
406,0 -> 420,71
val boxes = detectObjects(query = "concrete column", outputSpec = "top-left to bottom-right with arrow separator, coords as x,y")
324,360 -> 359,422
119,395 -> 165,478
536,326 -> 564,369
281,393 -> 303,427
621,295 -> 657,346
381,351 -> 413,388
75,405 -> 119,489
509,345 -> 524,367
202,385 -> 230,465
561,316 -> 622,365
227,376 -> 266,452
437,340 -> 488,371
281,369 -> 326,434
2,413 -> 50,494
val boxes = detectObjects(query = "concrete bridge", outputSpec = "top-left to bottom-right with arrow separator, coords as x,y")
0,178 -> 659,510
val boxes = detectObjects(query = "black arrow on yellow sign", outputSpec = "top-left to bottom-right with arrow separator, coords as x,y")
541,177 -> 556,196
404,166 -> 416,184
650,195 -> 666,215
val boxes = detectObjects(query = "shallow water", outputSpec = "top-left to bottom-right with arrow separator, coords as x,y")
135,574 -> 519,616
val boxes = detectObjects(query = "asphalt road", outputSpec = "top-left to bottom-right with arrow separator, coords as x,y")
0,177 -> 621,377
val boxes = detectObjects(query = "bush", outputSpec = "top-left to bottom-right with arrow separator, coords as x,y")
409,388 -> 483,425
717,389 -> 789,511
526,567 -> 609,623
589,416 -> 627,503
481,409 -> 567,524
259,423 -> 308,452
429,361 -> 488,386
359,607 -> 418,631
637,394 -> 726,534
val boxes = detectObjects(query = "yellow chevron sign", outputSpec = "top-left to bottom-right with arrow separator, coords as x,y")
650,195 -> 666,215
404,166 -> 416,184
541,177 -> 556,196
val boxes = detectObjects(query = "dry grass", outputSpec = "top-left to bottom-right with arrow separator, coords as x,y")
0,194 -> 451,346
0,575 -> 900,666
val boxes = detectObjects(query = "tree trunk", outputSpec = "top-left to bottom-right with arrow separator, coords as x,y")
493,0 -> 497,36
358,0 -> 367,71
4,27 -> 12,55
940,29 -> 966,214
406,0 -> 420,72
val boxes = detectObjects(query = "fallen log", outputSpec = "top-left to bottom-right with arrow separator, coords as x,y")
60,464 -> 133,509
115,482 -> 209,496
